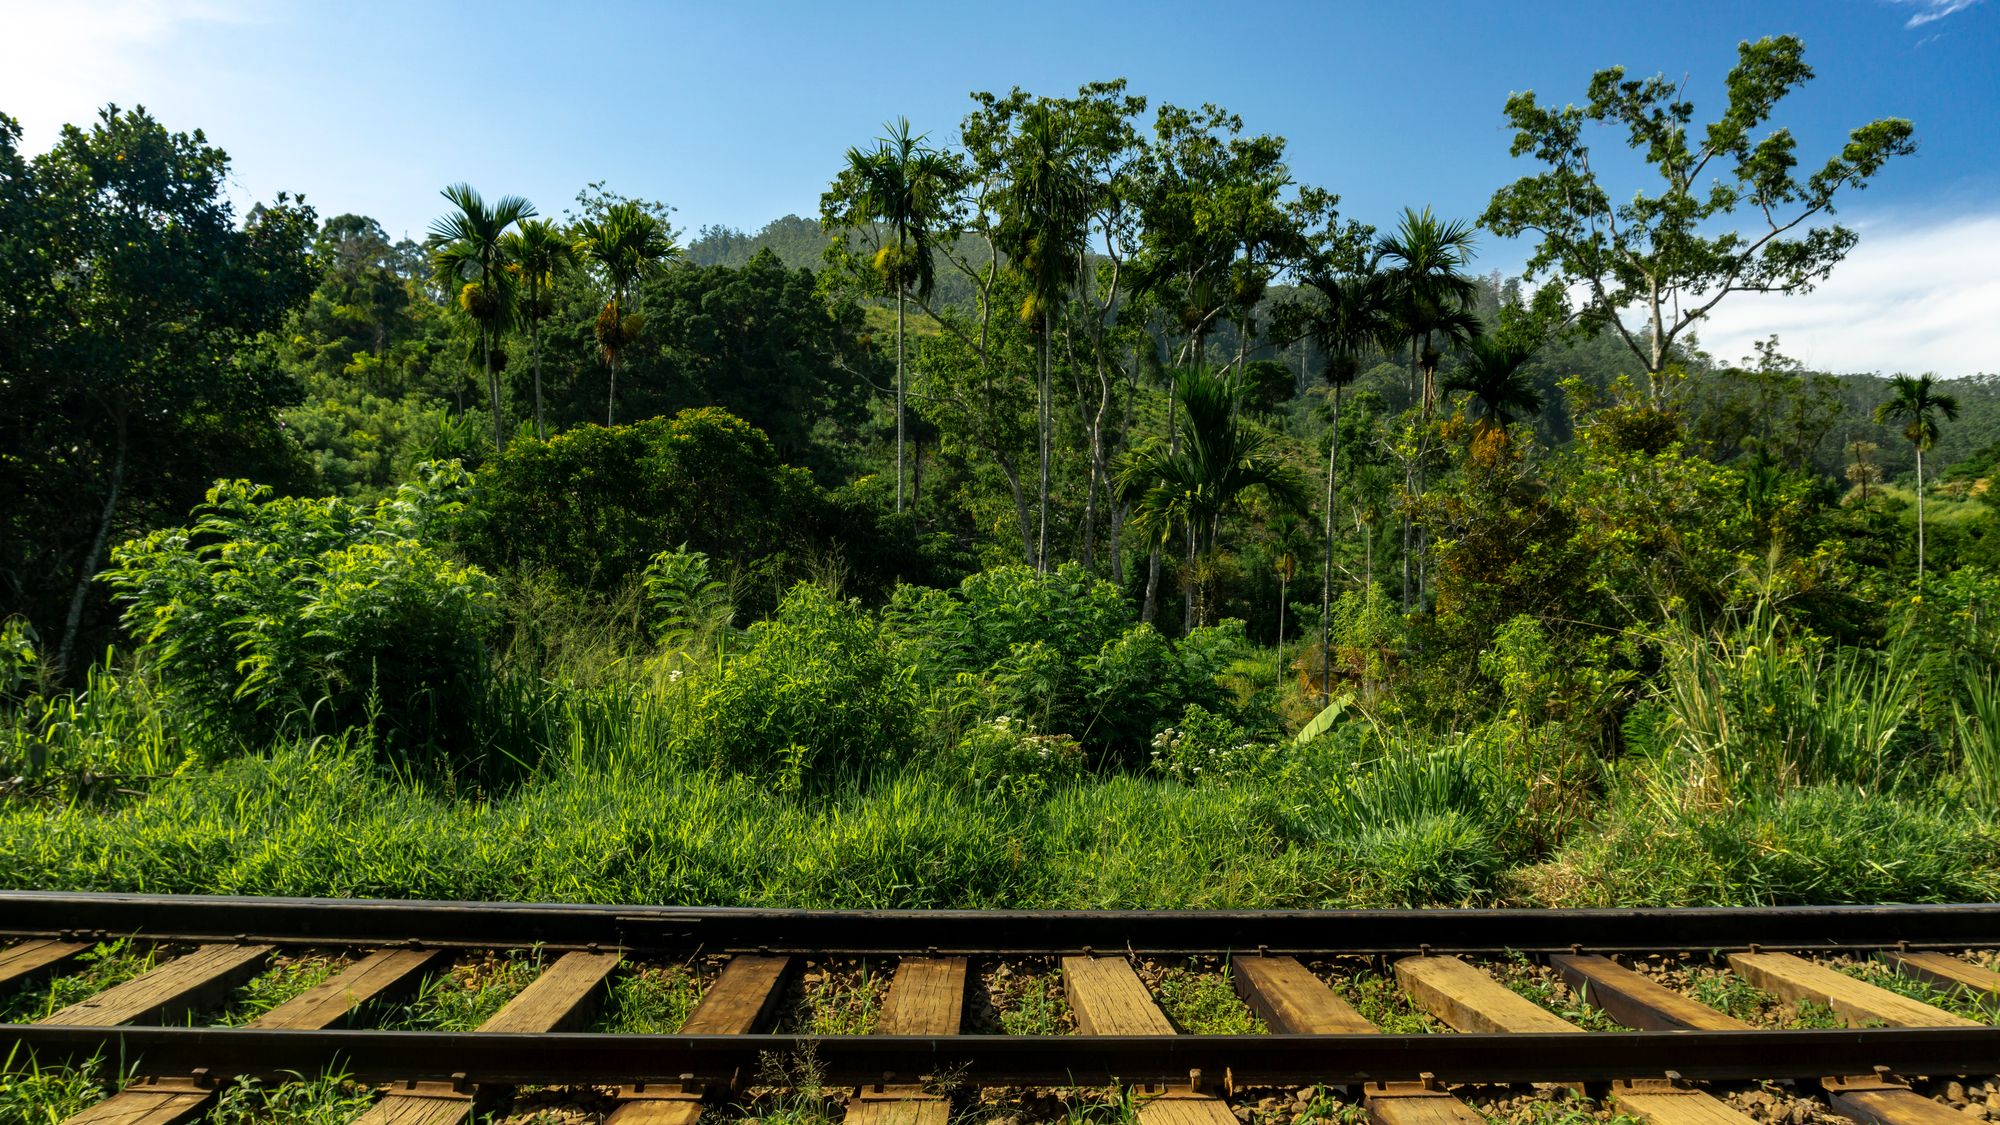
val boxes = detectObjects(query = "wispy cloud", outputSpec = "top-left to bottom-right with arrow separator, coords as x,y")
1691,212 -> 2000,377
0,1 -> 257,151
1887,0 -> 1985,27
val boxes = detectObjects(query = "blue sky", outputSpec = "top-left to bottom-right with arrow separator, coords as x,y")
3,0 -> 1995,374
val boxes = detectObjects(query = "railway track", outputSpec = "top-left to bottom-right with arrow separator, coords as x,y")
4,893 -> 2000,1125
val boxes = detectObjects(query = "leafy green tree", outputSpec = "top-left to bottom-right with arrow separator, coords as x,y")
1445,336 -> 1544,437
575,200 -> 679,424
102,465 -> 499,757
825,118 -> 959,511
1874,373 -> 1960,584
626,249 -> 873,467
0,107 -> 317,674
1117,367 -> 1308,626
500,218 -> 576,440
462,407 -> 816,594
431,184 -> 535,454
998,100 -> 1095,571
1482,35 -> 1915,397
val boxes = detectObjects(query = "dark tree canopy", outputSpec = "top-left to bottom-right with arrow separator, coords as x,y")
0,106 -> 317,670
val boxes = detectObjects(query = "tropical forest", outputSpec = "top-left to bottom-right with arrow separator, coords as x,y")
7,30 -> 2000,933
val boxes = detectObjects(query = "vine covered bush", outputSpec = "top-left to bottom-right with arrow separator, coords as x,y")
102,464 -> 498,755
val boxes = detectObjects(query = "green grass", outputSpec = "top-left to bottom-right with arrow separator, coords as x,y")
593,963 -> 707,1033
208,1072 -> 374,1125
1324,963 -> 1440,1033
990,967 -> 1072,1036
1489,954 -> 1626,1031
388,954 -> 542,1031
0,1047 -> 114,1125
214,956 -> 342,1027
0,940 -> 160,1024
790,963 -> 887,1035
1684,966 -> 1844,1028
1149,962 -> 1265,1034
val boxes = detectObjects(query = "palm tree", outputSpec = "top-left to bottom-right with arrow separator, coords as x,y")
500,218 -> 575,440
1874,373 -> 1960,584
1296,263 -> 1396,698
999,101 -> 1094,571
1117,367 -> 1308,627
1443,335 -> 1543,438
842,119 -> 956,512
431,184 -> 535,453
575,200 -> 678,425
1378,207 -> 1479,608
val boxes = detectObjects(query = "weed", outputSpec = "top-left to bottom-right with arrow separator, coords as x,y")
1147,962 -> 1265,1034
215,956 -> 341,1027
209,1072 -> 373,1125
1489,954 -> 1626,1031
1836,959 -> 1997,1024
1322,963 -> 1439,1033
390,953 -> 542,1031
594,963 -> 708,1033
0,940 -> 159,1024
0,1047 -> 114,1124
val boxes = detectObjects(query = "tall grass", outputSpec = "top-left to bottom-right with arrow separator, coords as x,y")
1650,607 -> 1920,803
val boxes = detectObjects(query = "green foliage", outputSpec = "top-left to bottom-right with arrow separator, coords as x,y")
0,1048 -> 112,1125
1648,609 -> 1921,799
1483,35 -> 1915,377
463,408 -> 817,597
942,716 -> 1086,801
1526,785 -> 2000,906
641,545 -> 733,648
209,1073 -> 374,1125
102,465 -> 499,755
1149,963 -> 1266,1034
1150,704 -> 1267,786
675,584 -> 917,789
0,106 -> 319,673
887,563 -> 1232,761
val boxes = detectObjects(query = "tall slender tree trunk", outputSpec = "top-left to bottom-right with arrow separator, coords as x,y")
999,455 -> 1036,568
531,311 -> 546,441
485,326 -> 506,454
895,256 -> 907,512
1917,445 -> 1927,585
1321,384 -> 1341,700
1037,311 -> 1051,573
58,407 -> 127,676
1142,371 -> 1181,624
606,299 -> 621,427
1275,576 -> 1288,694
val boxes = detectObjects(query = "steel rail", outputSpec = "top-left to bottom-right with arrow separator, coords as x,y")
5,892 -> 2000,955
8,1025 -> 2000,1087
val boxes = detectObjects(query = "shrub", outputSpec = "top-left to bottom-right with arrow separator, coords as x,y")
641,545 -> 733,649
675,583 -> 917,789
462,408 -> 817,595
1150,704 -> 1269,787
101,465 -> 498,756
939,717 -> 1086,801
887,563 -> 1234,762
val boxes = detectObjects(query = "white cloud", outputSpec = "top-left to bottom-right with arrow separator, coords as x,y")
0,0 -> 256,151
1886,0 -> 1986,27
1687,212 -> 2000,377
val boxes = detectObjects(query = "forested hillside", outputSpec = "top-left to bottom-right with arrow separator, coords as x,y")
4,36 -> 2000,917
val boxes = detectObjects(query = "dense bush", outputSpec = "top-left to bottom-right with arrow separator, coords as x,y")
673,583 -> 918,788
102,465 -> 498,755
886,563 -> 1243,762
462,408 -> 818,594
